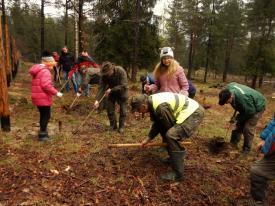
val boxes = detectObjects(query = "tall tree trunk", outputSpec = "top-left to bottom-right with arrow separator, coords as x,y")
4,22 -> 11,87
74,0 -> 79,58
78,0 -> 83,52
258,76 -> 263,88
251,75 -> 257,89
187,31 -> 194,79
0,14 -> 11,132
223,37 -> 234,82
40,0 -> 45,56
131,0 -> 140,82
64,0 -> 69,46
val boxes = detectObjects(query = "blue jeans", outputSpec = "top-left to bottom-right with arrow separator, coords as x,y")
63,71 -> 70,92
71,73 -> 79,93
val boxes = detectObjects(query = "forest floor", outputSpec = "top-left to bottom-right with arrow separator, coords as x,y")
0,62 -> 274,206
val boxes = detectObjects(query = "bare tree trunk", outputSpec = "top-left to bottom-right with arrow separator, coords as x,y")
78,0 -> 83,52
223,37 -> 233,83
0,14 -> 11,132
64,0 -> 69,46
251,75 -> 257,89
258,76 -> 263,88
74,0 -> 79,58
131,0 -> 140,82
40,0 -> 45,56
4,22 -> 11,87
187,31 -> 194,79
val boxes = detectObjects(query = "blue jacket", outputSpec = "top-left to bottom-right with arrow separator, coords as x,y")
260,117 -> 275,155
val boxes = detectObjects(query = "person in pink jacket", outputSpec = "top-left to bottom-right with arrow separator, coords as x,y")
144,47 -> 189,96
29,51 -> 63,141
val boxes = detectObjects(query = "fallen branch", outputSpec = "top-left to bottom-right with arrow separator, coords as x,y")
108,142 -> 192,148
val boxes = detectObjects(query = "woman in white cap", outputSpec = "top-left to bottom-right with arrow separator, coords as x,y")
144,47 -> 189,96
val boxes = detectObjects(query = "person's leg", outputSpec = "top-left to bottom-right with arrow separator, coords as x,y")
243,110 -> 264,153
230,116 -> 245,146
118,98 -> 127,133
64,71 -> 70,92
71,73 -> 78,93
106,98 -> 117,130
250,154 -> 275,204
161,106 -> 204,181
53,66 -> 57,82
37,106 -> 51,140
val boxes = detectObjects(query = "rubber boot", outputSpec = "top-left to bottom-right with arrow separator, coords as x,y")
38,131 -> 49,141
161,150 -> 185,181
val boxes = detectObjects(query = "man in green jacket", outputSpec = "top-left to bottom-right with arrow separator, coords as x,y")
131,92 -> 204,181
218,82 -> 266,154
94,61 -> 128,133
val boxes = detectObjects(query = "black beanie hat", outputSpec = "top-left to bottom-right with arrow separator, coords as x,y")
218,89 -> 231,105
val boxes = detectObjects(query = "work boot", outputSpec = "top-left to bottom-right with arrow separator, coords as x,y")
38,131 -> 49,141
160,150 -> 185,181
109,120 -> 117,131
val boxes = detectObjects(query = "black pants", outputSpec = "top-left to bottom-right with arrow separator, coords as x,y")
37,106 -> 51,132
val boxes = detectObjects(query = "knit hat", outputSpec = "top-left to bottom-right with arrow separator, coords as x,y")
101,61 -> 114,76
160,47 -> 174,59
218,89 -> 231,105
130,94 -> 148,112
41,50 -> 55,63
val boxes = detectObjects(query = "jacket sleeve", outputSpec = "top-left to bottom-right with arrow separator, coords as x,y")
40,70 -> 58,96
68,64 -> 78,78
110,68 -> 128,94
260,123 -> 272,141
149,79 -> 160,93
177,68 -> 189,96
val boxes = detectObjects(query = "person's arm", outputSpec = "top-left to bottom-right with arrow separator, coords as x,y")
95,77 -> 108,101
40,70 -> 58,96
178,68 -> 189,96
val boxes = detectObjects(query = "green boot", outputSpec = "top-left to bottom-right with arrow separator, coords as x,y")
161,150 -> 185,181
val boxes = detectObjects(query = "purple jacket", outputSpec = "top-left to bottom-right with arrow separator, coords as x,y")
150,66 -> 189,96
29,64 -> 58,106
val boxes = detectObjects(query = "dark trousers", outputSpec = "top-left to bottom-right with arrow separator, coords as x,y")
250,153 -> 275,202
230,110 -> 264,152
37,106 -> 51,132
106,97 -> 127,129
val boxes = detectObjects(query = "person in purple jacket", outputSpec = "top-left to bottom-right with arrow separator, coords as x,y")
144,47 -> 189,96
29,51 -> 63,141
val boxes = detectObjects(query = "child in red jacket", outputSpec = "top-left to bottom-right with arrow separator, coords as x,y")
29,51 -> 63,141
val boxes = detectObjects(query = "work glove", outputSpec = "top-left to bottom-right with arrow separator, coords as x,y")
76,92 -> 81,97
56,92 -> 63,97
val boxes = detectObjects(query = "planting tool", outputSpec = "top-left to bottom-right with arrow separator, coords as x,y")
59,79 -> 70,92
108,142 -> 192,148
71,93 -> 107,136
69,94 -> 80,109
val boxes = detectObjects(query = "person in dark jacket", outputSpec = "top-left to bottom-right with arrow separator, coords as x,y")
218,82 -> 266,154
248,113 -> 275,206
59,46 -> 74,92
130,92 -> 204,181
94,61 -> 128,133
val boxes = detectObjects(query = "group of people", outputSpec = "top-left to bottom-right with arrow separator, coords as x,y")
51,46 -> 100,96
29,47 -> 274,206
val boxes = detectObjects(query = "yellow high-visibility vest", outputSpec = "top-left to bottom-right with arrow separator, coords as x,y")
151,92 -> 199,124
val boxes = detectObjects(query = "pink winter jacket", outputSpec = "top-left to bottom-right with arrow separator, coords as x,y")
150,66 -> 189,96
29,64 -> 58,106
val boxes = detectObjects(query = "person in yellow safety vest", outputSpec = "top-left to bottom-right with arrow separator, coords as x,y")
130,92 -> 205,181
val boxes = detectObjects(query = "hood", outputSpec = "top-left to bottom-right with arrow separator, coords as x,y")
29,64 -> 46,77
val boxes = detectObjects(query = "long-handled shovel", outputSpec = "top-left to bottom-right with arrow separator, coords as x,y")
69,94 -> 80,109
108,142 -> 192,148
70,93 -> 106,136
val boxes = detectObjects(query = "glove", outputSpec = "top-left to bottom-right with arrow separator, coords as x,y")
76,92 -> 81,97
56,92 -> 63,97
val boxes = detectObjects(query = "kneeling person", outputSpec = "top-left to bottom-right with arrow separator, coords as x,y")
130,92 -> 204,181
